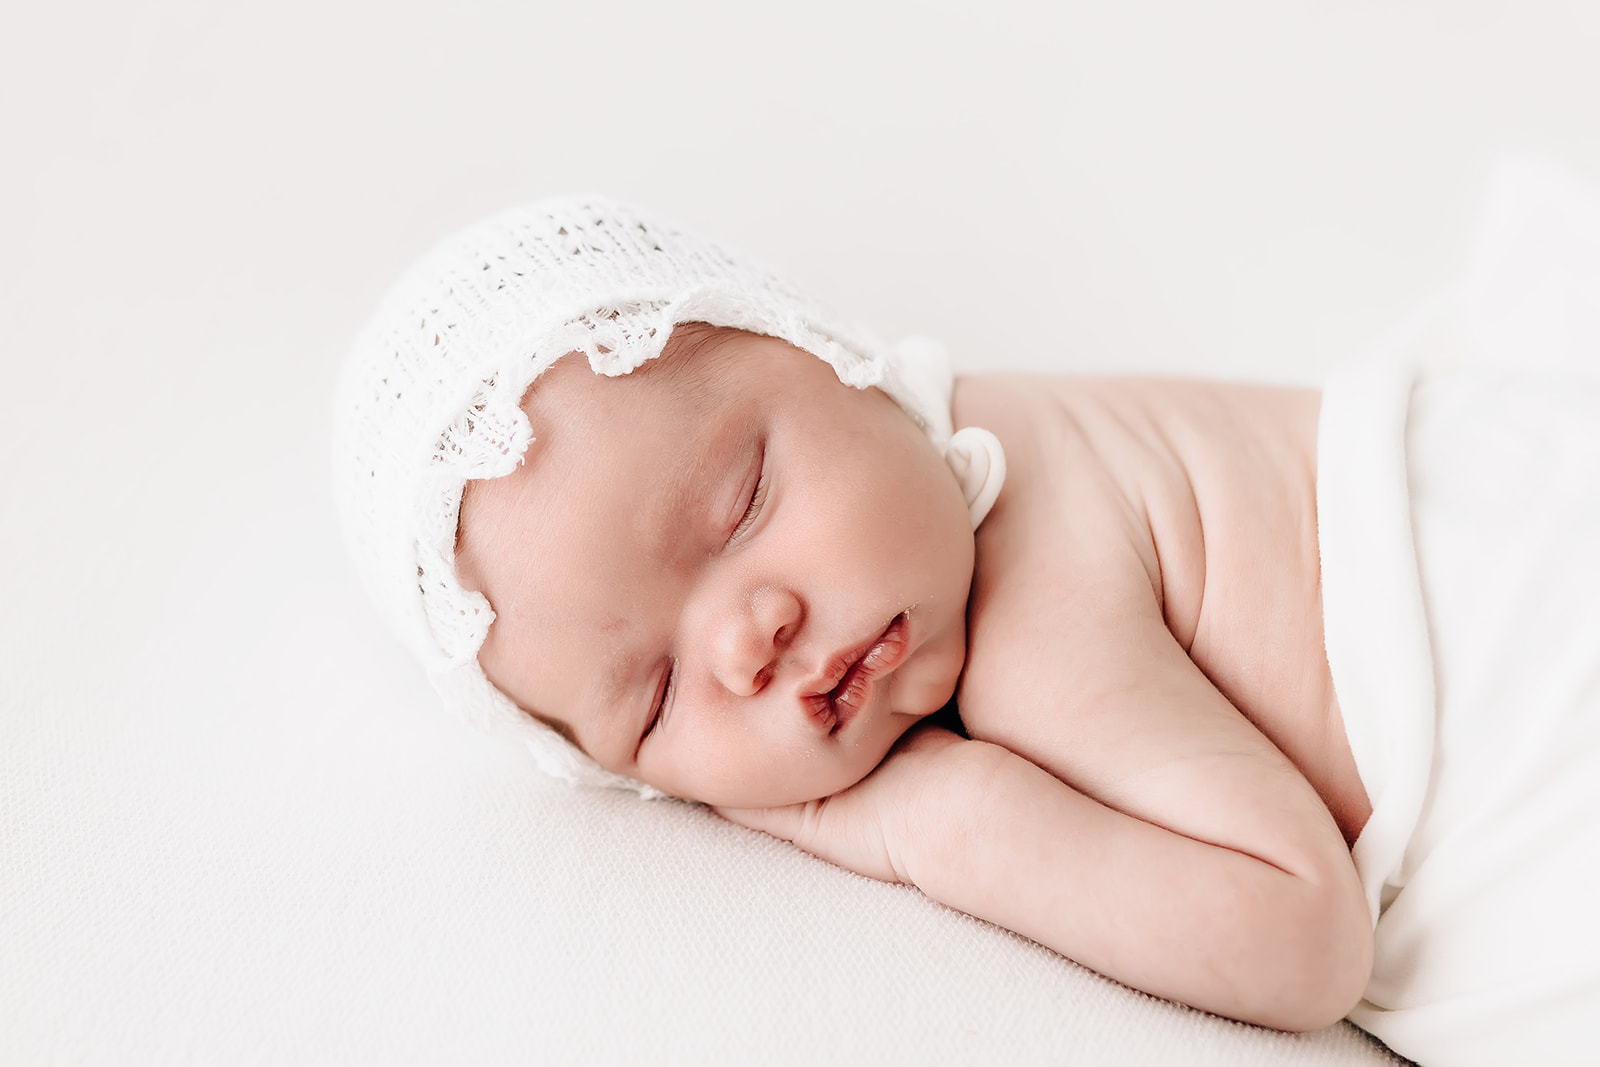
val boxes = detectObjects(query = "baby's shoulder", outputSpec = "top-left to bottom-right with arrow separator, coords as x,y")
950,373 -> 1319,629
952,376 -> 1178,701
950,372 -> 1330,757
951,374 -> 1188,608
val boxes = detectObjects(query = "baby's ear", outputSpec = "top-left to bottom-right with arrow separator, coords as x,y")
945,427 -> 1007,529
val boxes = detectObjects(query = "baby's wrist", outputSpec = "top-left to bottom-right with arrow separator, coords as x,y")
882,730 -> 1012,888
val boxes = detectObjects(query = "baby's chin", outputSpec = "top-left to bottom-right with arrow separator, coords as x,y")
680,772 -> 870,811
671,708 -> 938,810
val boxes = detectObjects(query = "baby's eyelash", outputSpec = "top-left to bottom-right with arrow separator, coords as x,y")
729,448 -> 769,543
644,661 -> 676,740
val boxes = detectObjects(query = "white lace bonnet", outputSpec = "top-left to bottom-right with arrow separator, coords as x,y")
333,195 -> 1004,792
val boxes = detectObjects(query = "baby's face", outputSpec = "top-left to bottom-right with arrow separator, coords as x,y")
455,328 -> 975,807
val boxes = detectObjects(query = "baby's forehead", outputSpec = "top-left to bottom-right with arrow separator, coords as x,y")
463,340 -> 757,539
518,325 -> 803,431
464,325 -> 872,562
460,318 -> 950,594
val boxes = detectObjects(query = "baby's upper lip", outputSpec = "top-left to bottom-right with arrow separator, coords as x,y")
805,620 -> 896,701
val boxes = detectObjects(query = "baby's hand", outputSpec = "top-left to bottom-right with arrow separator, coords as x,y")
714,724 -> 967,885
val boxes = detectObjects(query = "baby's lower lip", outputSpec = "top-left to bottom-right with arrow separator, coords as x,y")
829,613 -> 910,734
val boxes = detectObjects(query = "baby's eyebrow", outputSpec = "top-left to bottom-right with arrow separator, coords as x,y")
639,420 -> 741,567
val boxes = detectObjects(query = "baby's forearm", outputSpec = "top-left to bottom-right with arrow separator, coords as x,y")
899,739 -> 1371,1032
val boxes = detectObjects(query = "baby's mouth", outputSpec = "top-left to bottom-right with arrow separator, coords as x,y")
809,612 -> 911,734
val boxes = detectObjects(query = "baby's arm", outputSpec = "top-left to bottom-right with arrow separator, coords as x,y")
718,560 -> 1372,1031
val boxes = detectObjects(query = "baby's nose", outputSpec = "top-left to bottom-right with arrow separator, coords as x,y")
711,585 -> 803,696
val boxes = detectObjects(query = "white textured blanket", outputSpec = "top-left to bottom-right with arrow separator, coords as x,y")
1321,159 -> 1600,1065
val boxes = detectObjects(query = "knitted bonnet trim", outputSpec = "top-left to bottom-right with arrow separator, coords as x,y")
333,195 -> 973,794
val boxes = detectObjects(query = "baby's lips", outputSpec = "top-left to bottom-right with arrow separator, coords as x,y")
831,612 -> 911,733
860,612 -> 911,673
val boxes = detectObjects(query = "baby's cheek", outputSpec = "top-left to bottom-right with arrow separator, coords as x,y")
656,738 -> 857,809
649,735 -> 772,807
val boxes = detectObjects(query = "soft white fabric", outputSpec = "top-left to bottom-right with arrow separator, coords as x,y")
1321,158 -> 1600,1065
333,195 -> 1004,792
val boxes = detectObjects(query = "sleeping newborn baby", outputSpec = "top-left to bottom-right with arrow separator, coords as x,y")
336,181 -> 1600,1066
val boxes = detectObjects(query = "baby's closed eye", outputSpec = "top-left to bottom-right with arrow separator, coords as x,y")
726,439 -> 769,546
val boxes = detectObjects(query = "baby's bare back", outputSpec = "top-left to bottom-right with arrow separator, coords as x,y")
954,375 -> 1370,843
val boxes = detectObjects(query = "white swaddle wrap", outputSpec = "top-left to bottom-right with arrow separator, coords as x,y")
1320,158 -> 1600,1066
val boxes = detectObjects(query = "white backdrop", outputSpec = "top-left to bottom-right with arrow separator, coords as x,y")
3,2 -> 1597,1063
